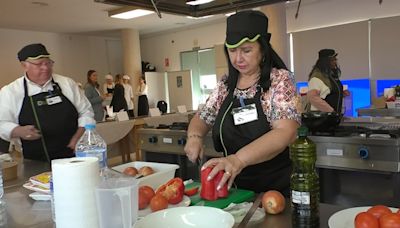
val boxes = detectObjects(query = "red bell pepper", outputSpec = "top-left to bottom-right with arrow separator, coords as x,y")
200,167 -> 228,201
156,177 -> 184,204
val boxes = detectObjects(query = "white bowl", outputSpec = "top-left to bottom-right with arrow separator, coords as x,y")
134,206 -> 235,228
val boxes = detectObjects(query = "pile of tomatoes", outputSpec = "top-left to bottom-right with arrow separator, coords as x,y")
355,205 -> 400,228
139,177 -> 188,212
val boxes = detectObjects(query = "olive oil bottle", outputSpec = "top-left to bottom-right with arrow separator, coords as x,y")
290,126 -> 319,228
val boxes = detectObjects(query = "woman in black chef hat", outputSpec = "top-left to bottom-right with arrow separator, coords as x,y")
184,10 -> 300,194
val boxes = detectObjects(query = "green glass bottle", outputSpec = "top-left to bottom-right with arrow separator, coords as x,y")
290,126 -> 319,228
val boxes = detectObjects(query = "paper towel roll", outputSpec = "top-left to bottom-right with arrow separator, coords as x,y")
52,157 -> 100,228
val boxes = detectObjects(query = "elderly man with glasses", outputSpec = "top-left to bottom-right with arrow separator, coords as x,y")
0,43 -> 95,162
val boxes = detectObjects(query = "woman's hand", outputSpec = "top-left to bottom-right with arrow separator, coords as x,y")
202,154 -> 246,190
184,136 -> 203,163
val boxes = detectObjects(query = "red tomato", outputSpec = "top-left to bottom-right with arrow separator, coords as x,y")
367,205 -> 392,219
138,189 -> 150,210
156,178 -> 184,204
184,187 -> 199,196
150,194 -> 169,212
139,186 -> 155,201
123,167 -> 138,177
261,190 -> 286,215
380,213 -> 400,228
355,212 -> 379,228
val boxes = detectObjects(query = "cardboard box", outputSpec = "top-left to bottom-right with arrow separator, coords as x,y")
386,101 -> 400,109
2,161 -> 18,181
112,161 -> 179,189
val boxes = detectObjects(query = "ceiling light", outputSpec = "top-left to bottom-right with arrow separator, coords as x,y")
225,12 -> 236,17
108,7 -> 154,19
186,15 -> 214,20
186,0 -> 215,6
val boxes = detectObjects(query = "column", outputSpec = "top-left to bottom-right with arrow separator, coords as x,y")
121,29 -> 142,117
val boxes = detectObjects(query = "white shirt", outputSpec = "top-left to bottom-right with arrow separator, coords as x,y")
0,74 -> 95,141
123,83 -> 134,110
308,77 -> 330,111
136,84 -> 148,96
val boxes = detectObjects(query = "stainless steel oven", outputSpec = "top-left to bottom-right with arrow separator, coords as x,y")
137,127 -> 222,180
310,122 -> 400,208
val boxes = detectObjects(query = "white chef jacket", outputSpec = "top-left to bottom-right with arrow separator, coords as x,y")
0,74 -> 95,141
123,83 -> 134,110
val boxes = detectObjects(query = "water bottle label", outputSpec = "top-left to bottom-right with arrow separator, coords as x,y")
76,149 -> 107,168
292,190 -> 310,205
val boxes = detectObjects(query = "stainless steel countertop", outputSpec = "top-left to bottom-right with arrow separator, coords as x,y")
3,159 -> 345,228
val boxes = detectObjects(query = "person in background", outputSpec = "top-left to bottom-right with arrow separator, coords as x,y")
184,10 -> 300,194
122,75 -> 134,118
110,74 -> 128,113
102,74 -> 114,108
136,76 -> 149,116
306,49 -> 350,113
84,70 -> 105,122
0,43 -> 95,162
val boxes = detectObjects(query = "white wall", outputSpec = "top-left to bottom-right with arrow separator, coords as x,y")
140,21 -> 226,73
0,28 -> 123,88
286,0 -> 400,32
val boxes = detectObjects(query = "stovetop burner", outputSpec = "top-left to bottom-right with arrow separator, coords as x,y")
156,122 -> 188,131
310,125 -> 400,138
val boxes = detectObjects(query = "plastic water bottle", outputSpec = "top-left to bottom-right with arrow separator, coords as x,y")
50,177 -> 56,222
0,163 -> 3,199
75,124 -> 107,171
0,163 -> 5,227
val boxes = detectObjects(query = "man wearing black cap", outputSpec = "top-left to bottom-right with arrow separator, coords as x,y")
307,49 -> 347,113
0,43 -> 95,162
184,10 -> 300,194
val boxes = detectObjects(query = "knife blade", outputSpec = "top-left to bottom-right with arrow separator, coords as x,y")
237,192 -> 264,228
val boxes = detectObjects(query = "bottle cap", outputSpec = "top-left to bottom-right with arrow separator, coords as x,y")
297,126 -> 309,137
84,124 -> 96,130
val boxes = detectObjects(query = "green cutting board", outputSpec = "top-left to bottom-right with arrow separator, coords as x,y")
186,182 -> 255,209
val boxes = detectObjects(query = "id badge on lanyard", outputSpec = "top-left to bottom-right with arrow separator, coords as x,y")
231,96 -> 258,125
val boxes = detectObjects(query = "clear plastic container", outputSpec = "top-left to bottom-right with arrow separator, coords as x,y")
0,162 -> 3,199
75,124 -> 107,170
95,177 -> 138,228
50,177 -> 55,222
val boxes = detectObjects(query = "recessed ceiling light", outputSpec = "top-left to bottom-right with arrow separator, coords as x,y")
186,0 -> 215,6
109,9 -> 154,19
186,15 -> 214,20
225,12 -> 236,17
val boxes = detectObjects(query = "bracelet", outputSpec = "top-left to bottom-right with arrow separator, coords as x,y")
187,134 -> 203,139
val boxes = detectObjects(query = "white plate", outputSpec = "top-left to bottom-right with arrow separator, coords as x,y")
29,192 -> 51,201
23,182 -> 50,194
328,206 -> 398,228
134,206 -> 234,228
138,195 -> 191,218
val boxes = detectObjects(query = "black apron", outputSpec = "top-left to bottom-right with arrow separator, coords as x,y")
324,73 -> 344,113
212,86 -> 291,194
18,78 -> 78,162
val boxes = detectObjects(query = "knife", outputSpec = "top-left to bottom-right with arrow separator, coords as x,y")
237,192 -> 264,228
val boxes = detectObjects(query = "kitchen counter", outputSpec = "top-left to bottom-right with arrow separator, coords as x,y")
3,159 -> 345,228
357,107 -> 400,117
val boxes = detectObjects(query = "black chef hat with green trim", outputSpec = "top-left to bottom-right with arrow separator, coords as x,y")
17,43 -> 50,61
225,10 -> 270,49
318,49 -> 338,59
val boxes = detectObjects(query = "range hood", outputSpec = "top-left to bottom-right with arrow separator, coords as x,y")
96,0 -> 288,17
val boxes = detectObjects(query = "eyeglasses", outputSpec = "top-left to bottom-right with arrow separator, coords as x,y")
25,60 -> 55,67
